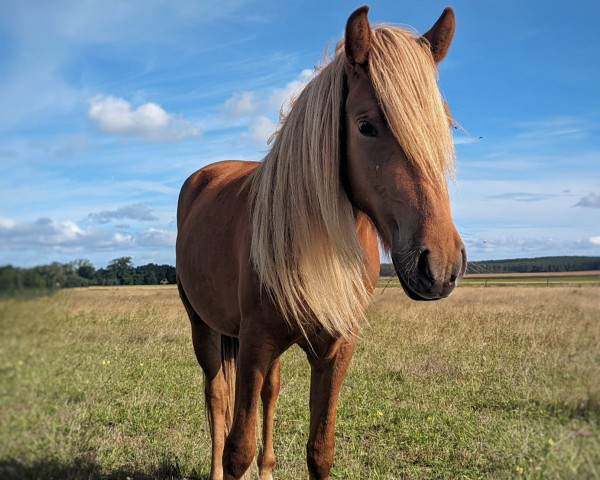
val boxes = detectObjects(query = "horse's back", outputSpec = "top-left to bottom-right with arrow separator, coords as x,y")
177,160 -> 257,227
176,160 -> 258,336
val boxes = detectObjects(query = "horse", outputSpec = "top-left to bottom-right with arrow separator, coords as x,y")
176,6 -> 466,480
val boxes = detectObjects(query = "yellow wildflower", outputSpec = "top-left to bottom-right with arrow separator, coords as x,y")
515,466 -> 524,475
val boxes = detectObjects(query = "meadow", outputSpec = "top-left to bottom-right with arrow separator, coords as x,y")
1,282 -> 598,479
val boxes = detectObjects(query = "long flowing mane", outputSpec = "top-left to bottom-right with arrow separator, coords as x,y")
247,24 -> 455,338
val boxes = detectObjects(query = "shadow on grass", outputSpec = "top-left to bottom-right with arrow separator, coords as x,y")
0,457 -> 210,480
468,395 -> 600,422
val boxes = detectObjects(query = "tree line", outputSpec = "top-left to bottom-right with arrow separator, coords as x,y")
380,256 -> 600,276
0,257 -> 176,295
465,256 -> 600,274
3,255 -> 599,296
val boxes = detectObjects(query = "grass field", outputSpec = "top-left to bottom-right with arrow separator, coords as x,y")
1,284 -> 599,479
378,271 -> 600,289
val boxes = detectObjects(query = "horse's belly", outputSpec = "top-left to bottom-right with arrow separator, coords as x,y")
186,283 -> 241,337
177,213 -> 246,337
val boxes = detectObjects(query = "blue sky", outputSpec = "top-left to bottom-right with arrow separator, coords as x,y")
1,0 -> 599,268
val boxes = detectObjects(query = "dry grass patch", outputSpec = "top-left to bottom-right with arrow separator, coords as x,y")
0,286 -> 598,479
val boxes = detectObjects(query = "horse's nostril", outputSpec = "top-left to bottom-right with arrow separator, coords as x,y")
416,249 -> 432,282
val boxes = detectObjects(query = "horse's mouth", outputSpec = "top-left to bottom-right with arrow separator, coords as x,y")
392,257 -> 439,302
397,275 -> 438,302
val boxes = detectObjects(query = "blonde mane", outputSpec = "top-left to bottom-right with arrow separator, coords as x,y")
247,24 -> 455,339
368,25 -> 455,186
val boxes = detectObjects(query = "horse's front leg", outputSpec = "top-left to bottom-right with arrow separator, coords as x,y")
258,356 -> 281,480
222,329 -> 278,480
303,334 -> 358,480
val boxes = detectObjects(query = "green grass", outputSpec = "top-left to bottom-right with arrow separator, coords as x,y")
1,286 -> 599,479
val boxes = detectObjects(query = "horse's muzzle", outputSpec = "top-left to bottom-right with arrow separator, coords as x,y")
392,244 -> 466,301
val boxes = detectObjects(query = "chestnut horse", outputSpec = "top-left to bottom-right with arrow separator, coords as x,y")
176,6 -> 465,480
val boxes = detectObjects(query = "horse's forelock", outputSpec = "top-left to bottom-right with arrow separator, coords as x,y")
367,25 -> 456,187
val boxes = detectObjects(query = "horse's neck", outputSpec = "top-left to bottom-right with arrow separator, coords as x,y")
353,209 -> 381,289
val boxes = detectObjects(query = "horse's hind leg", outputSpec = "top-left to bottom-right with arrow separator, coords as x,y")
258,356 -> 281,480
192,322 -> 230,480
178,283 -> 229,480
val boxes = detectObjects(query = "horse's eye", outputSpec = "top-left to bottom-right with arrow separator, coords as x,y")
358,120 -> 377,137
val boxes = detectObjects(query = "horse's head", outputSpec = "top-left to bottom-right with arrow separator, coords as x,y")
343,6 -> 466,300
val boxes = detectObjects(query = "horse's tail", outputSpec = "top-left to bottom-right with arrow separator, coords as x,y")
222,334 -> 238,434
202,334 -> 238,435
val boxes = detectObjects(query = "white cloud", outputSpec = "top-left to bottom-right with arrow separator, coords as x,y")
462,234 -> 600,261
0,217 -> 18,230
0,217 -> 175,257
244,116 -> 277,149
0,217 -> 129,252
137,228 -> 177,247
453,135 -> 480,145
224,69 -> 315,150
87,95 -> 200,141
86,203 -> 158,224
268,69 -> 314,114
488,192 -> 555,203
516,115 -> 595,141
224,91 -> 259,117
0,0 -> 260,131
574,192 -> 600,208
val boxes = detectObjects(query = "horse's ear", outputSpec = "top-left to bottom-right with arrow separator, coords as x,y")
345,6 -> 371,66
422,7 -> 455,64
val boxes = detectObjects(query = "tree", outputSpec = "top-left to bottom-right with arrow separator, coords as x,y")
71,259 -> 96,280
34,262 -> 66,288
0,266 -> 22,292
22,269 -> 46,289
107,257 -> 135,285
